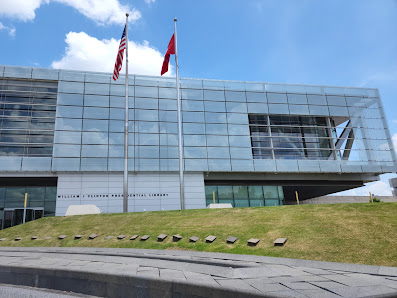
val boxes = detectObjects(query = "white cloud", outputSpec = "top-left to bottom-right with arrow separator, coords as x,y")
336,180 -> 392,197
51,31 -> 172,77
145,0 -> 155,4
0,21 -> 16,37
0,0 -> 140,25
54,0 -> 141,25
0,0 -> 48,21
359,70 -> 397,87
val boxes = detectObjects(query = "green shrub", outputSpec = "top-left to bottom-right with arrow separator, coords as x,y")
371,197 -> 381,203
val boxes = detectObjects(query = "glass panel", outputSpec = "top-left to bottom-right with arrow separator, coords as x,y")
159,99 -> 177,110
83,119 -> 108,131
108,145 -> 123,157
110,96 -> 127,108
159,122 -> 178,133
233,186 -> 248,199
225,91 -> 246,102
184,147 -> 207,158
307,94 -> 327,105
263,186 -> 279,199
250,200 -> 264,207
135,121 -> 159,133
182,100 -> 204,111
309,105 -> 329,116
208,159 -> 231,171
228,124 -> 250,135
159,87 -> 176,99
160,146 -> 178,158
0,187 -> 5,208
81,145 -> 108,157
80,158 -> 107,171
85,83 -> 109,95
136,146 -> 159,158
289,104 -> 309,115
25,187 -> 45,202
58,93 -> 83,106
135,86 -> 158,98
83,107 -> 109,119
206,135 -> 229,147
183,111 -> 205,123
287,94 -> 307,104
227,113 -> 249,124
109,120 -> 124,132
181,89 -> 203,100
52,157 -> 80,171
183,123 -> 205,134
83,95 -> 109,107
55,118 -> 82,130
248,186 -> 263,199
82,131 -> 108,144
327,96 -> 346,106
267,93 -> 287,103
203,90 -> 225,101
235,200 -> 249,207
206,124 -> 228,135
204,101 -> 226,112
230,148 -> 252,159
265,199 -> 280,206
110,108 -> 124,120
135,133 -> 159,145
328,106 -> 349,117
184,134 -> 206,146
226,102 -> 247,113
109,132 -> 123,144
217,186 -> 233,205
231,159 -> 254,171
205,186 -> 218,205
58,81 -> 84,94
205,112 -> 227,124
207,147 -> 230,158
136,109 -> 158,121
135,98 -> 158,110
159,110 -> 176,122
268,104 -> 289,114
110,84 -> 134,97
184,159 -> 208,171
160,134 -> 178,146
229,135 -> 251,147
246,92 -> 266,103
53,144 -> 81,157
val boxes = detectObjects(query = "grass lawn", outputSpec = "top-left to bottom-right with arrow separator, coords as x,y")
0,203 -> 396,267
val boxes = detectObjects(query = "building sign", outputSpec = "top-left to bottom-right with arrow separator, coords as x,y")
57,193 -> 170,199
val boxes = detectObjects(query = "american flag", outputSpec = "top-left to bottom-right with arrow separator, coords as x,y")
113,25 -> 127,81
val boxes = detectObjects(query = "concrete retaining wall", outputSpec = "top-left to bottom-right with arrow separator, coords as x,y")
0,265 -> 262,298
301,196 -> 397,204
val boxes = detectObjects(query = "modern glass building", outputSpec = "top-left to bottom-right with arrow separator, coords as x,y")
390,178 -> 397,196
0,65 -> 396,227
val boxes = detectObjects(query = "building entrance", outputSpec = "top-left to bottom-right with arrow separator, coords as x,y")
2,208 -> 44,229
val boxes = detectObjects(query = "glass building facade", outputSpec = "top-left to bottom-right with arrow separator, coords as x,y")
0,65 -> 396,219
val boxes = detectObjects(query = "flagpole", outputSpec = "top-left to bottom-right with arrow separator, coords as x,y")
123,13 -> 129,213
174,18 -> 184,210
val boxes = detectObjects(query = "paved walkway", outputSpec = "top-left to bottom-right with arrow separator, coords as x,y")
0,247 -> 396,297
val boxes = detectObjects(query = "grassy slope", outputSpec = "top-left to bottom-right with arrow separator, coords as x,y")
0,203 -> 396,266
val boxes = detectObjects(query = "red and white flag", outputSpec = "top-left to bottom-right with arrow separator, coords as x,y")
161,34 -> 175,76
113,25 -> 127,81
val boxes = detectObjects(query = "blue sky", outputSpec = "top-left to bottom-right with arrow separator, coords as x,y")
0,0 -> 396,195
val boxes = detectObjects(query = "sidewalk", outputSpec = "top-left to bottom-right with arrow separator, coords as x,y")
0,247 -> 396,297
